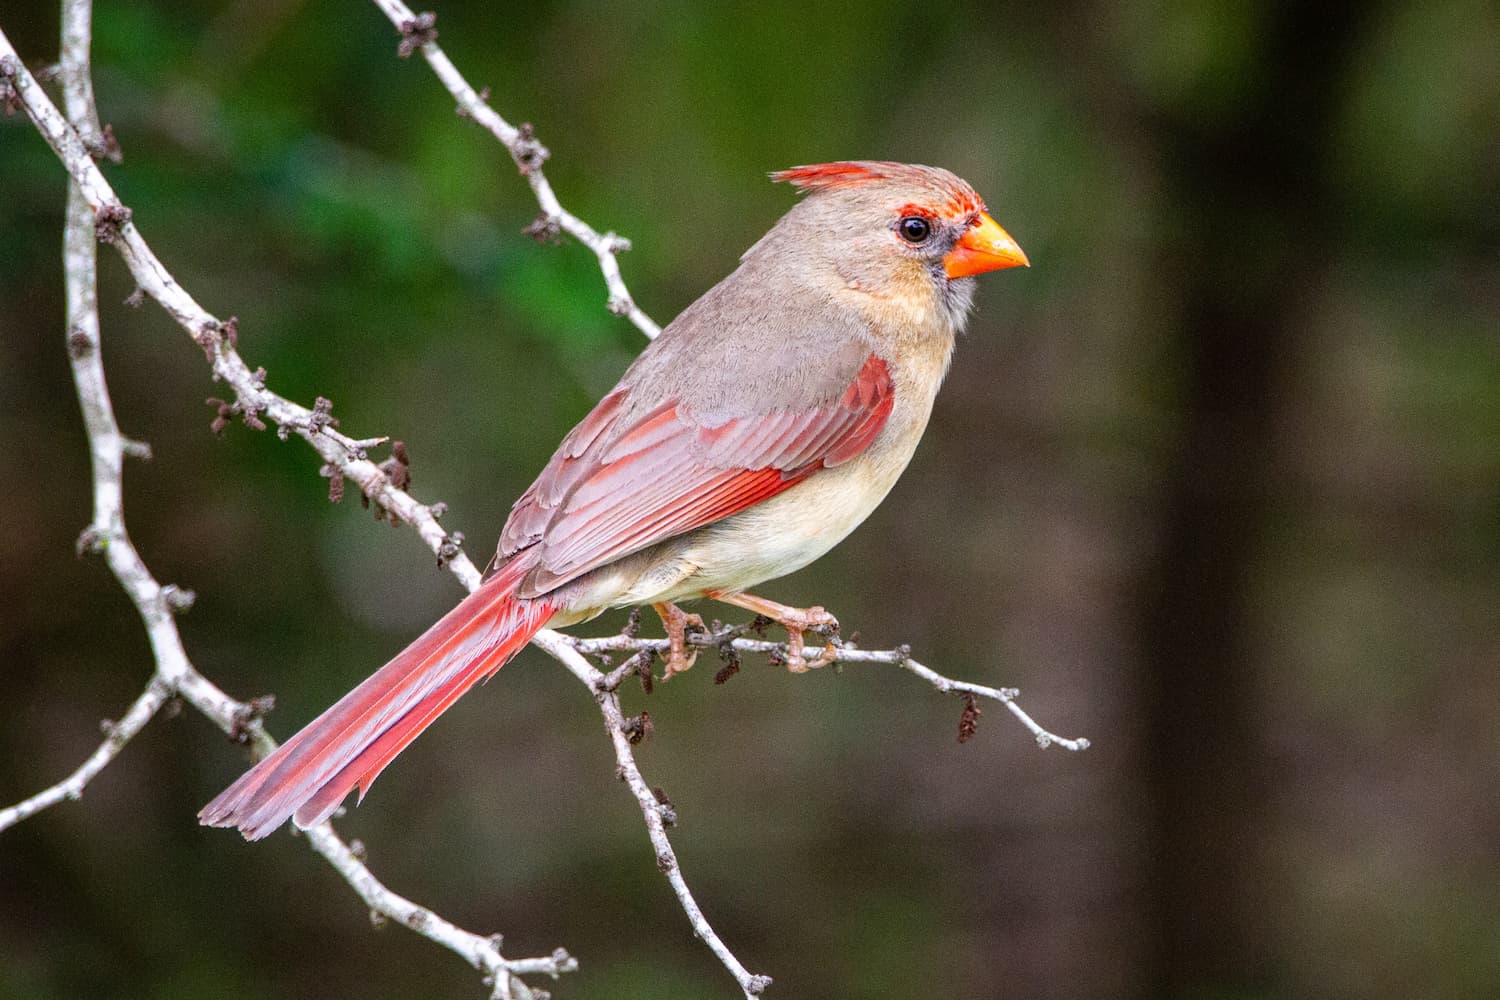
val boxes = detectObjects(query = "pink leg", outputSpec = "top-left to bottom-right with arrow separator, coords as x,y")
653,601 -> 705,680
709,591 -> 839,673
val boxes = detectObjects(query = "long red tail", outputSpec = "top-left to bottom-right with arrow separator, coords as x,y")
199,556 -> 557,840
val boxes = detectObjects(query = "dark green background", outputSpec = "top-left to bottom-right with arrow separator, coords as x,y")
2,2 -> 1497,998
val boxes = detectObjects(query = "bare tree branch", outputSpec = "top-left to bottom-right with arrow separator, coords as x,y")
535,629 -> 775,997
0,34 -> 466,579
568,628 -> 1090,751
368,0 -> 660,338
0,13 -> 573,999
0,10 -> 1085,996
0,681 -> 173,832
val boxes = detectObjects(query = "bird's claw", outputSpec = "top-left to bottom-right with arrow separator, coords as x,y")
653,602 -> 704,680
777,606 -> 839,673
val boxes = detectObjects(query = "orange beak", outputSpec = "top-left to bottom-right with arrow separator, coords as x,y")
943,212 -> 1029,278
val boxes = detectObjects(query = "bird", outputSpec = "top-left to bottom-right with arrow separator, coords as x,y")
199,161 -> 1028,840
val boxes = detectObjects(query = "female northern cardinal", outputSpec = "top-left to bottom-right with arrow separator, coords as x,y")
201,161 -> 1027,840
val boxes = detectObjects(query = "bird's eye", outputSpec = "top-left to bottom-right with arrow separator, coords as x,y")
897,216 -> 932,244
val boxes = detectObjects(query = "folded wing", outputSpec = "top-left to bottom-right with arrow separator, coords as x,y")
498,353 -> 896,597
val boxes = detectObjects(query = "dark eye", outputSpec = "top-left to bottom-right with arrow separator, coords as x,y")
897,216 -> 932,244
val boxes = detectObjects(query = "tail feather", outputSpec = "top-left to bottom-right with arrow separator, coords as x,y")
199,557 -> 556,840
292,653 -> 501,829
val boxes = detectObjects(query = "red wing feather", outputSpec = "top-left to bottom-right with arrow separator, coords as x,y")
503,354 -> 895,596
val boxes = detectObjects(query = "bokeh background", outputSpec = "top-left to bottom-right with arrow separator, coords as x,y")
2,2 -> 1498,998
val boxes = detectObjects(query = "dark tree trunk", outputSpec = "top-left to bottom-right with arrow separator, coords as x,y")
1132,4 -> 1377,996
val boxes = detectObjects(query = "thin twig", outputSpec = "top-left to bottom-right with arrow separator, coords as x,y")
536,633 -> 773,998
0,680 -> 172,832
367,0 -> 660,338
304,823 -> 575,997
568,630 -> 1090,751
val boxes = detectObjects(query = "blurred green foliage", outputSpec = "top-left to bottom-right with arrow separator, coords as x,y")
1,2 -> 1497,999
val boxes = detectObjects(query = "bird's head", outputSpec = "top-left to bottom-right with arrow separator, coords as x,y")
763,161 -> 1028,332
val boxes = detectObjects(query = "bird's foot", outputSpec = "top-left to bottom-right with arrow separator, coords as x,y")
779,605 -> 840,673
653,601 -> 704,680
708,592 -> 840,673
